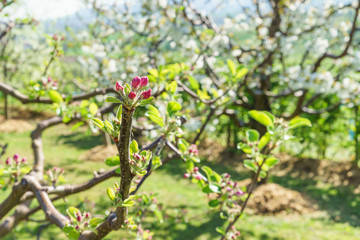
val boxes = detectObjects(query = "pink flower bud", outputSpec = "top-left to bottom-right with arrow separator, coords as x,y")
128,91 -> 136,100
183,173 -> 190,178
235,190 -> 244,196
21,157 -> 27,163
140,76 -> 149,88
84,222 -> 89,226
193,167 -> 199,172
116,81 -> 123,92
52,34 -> 58,41
131,76 -> 141,89
133,153 -> 141,160
224,173 -> 230,179
85,212 -> 90,218
75,225 -> 80,230
5,157 -> 11,165
195,174 -> 202,181
47,77 -> 52,83
140,89 -> 152,100
77,215 -> 82,221
13,154 -> 19,160
226,187 -> 232,192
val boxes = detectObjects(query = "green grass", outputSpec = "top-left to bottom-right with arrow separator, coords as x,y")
1,124 -> 360,240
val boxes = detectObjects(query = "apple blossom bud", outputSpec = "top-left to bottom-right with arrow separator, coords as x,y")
140,76 -> 149,88
75,225 -> 80,230
183,173 -> 190,178
133,153 -> 141,161
195,174 -> 202,180
21,157 -> 27,163
13,154 -> 19,160
47,77 -> 52,83
52,34 -> 58,41
85,212 -> 90,218
5,157 -> 11,165
226,187 -> 232,192
128,91 -> 136,100
116,81 -> 123,92
141,89 -> 152,100
235,190 -> 244,196
193,167 -> 199,172
84,222 -> 89,226
131,76 -> 141,89
77,215 -> 82,221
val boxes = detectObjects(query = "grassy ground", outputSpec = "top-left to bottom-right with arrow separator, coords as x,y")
1,122 -> 360,240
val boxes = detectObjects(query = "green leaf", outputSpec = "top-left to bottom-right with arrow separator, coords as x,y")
62,226 -> 75,234
166,81 -> 178,93
67,231 -> 80,240
243,160 -> 258,172
227,59 -> 236,76
67,207 -> 80,220
116,105 -> 122,120
235,67 -> 248,79
201,166 -> 213,181
248,110 -> 274,127
121,200 -> 135,207
146,113 -> 164,127
178,138 -> 189,152
92,118 -> 104,129
289,117 -> 312,129
49,90 -> 64,103
104,120 -> 114,132
216,227 -> 226,236
106,96 -> 121,103
89,102 -> 98,115
148,69 -> 158,77
187,76 -> 199,90
105,156 -> 120,166
130,140 -> 139,155
89,217 -> 103,228
167,101 -> 182,116
107,188 -> 115,201
246,129 -> 260,142
139,97 -> 154,106
265,156 -> 279,168
237,143 -> 252,154
202,184 -> 221,193
258,132 -> 270,150
148,105 -> 161,118
208,199 -> 220,208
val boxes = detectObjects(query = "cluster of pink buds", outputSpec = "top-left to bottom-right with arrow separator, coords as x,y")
41,76 -> 58,89
52,34 -> 65,41
183,166 -> 203,181
5,154 -> 27,166
138,228 -> 153,240
68,210 -> 91,231
115,76 -> 152,107
47,166 -> 64,186
228,226 -> 241,239
188,144 -> 198,155
220,173 -> 245,199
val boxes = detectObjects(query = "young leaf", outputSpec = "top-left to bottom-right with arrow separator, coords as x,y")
49,90 -> 64,103
227,59 -> 236,76
116,105 -> 122,120
243,160 -> 258,172
130,140 -> 139,155
208,199 -> 220,208
235,67 -> 248,79
248,110 -> 274,127
67,207 -> 80,220
289,117 -> 312,129
92,118 -> 104,129
89,218 -> 103,228
187,76 -> 199,90
107,188 -> 115,201
202,184 -> 221,193
166,81 -> 178,93
265,156 -> 279,168
139,97 -> 154,106
258,132 -> 270,150
167,101 -> 182,116
246,129 -> 260,142
89,102 -> 98,115
106,96 -> 121,103
237,143 -> 252,154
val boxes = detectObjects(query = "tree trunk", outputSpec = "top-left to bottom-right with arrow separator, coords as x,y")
355,106 -> 359,166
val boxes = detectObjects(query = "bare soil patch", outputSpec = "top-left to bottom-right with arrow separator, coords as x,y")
246,183 -> 316,215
